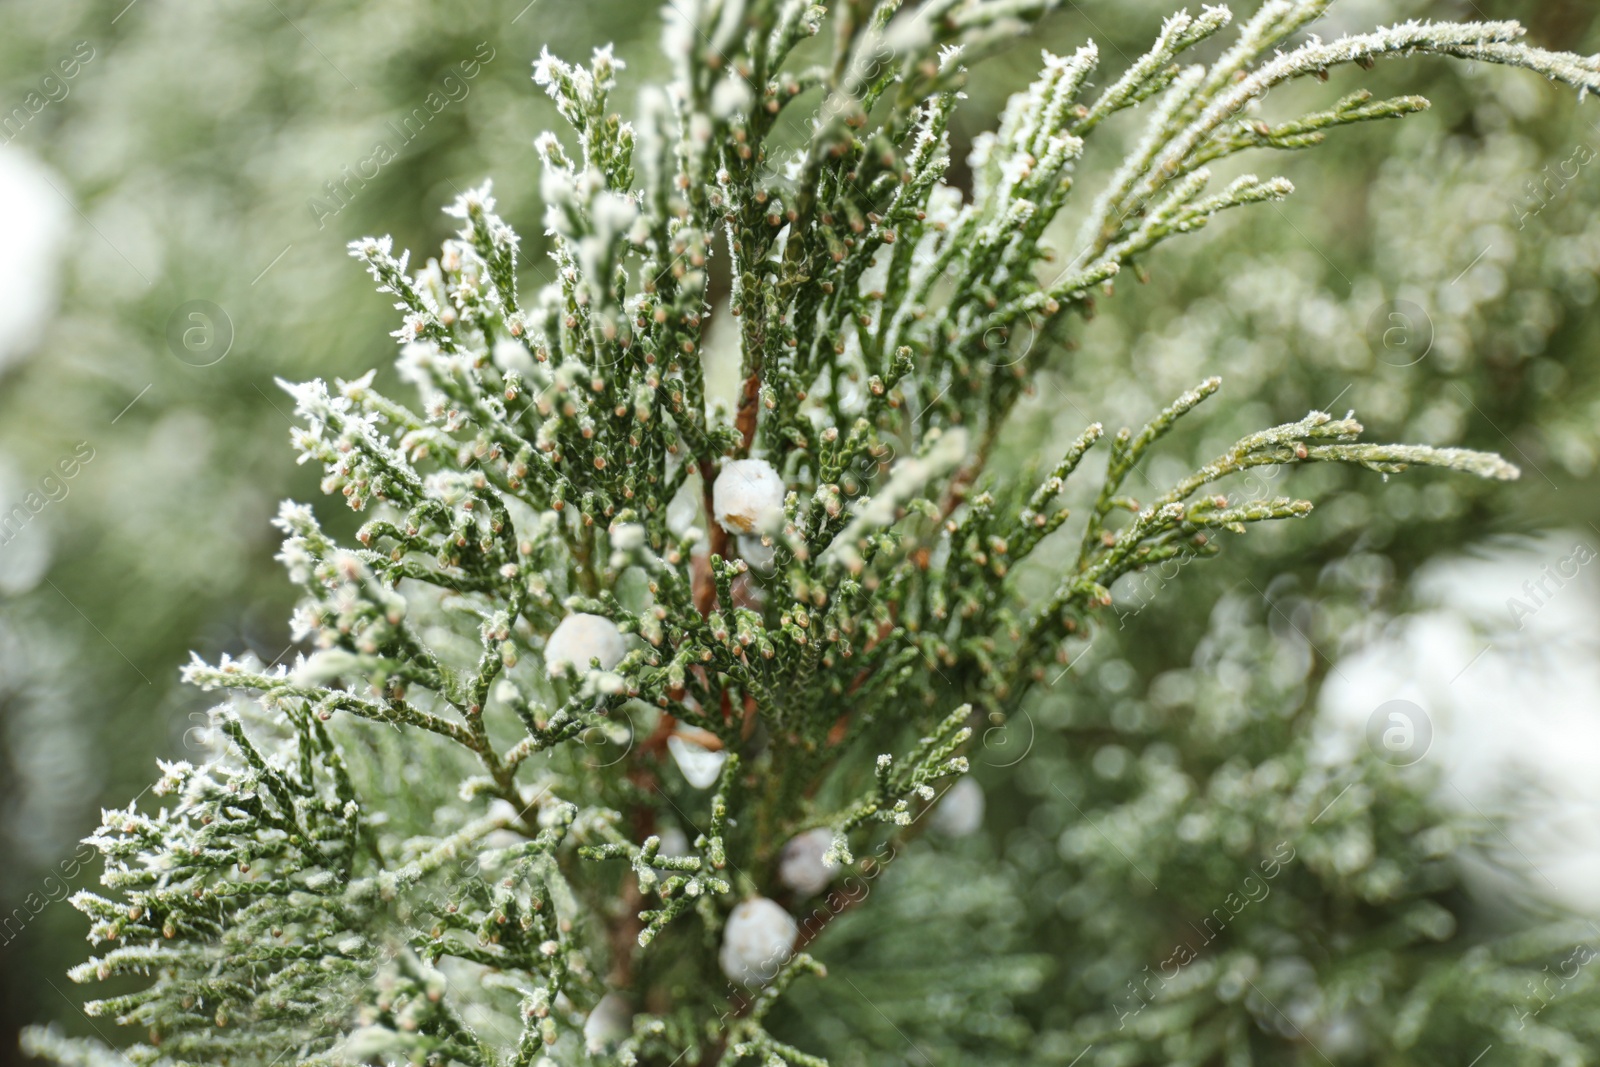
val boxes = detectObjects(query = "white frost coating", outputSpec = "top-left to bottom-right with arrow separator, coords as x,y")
610,523 -> 646,552
667,733 -> 727,789
1138,18 -> 1600,214
582,992 -> 632,1054
712,459 -> 786,534
711,75 -> 754,119
491,337 -> 534,375
337,1025 -> 408,1059
291,649 -> 367,687
929,777 -> 985,838
778,828 -> 839,896
719,897 -> 798,986
545,613 -> 627,677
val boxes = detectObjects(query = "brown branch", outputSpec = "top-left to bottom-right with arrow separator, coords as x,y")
609,759 -> 662,989
639,713 -> 679,757
735,370 -> 762,453
607,873 -> 646,989
696,461 -> 730,616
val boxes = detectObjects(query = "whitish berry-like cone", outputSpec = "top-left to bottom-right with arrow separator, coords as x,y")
930,777 -> 985,838
582,992 -> 632,1054
667,732 -> 727,789
719,897 -> 798,986
656,825 -> 689,858
712,458 -> 785,534
544,612 -> 626,677
778,828 -> 839,896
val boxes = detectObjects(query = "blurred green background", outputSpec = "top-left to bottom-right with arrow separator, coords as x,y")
3,0 -> 1599,1062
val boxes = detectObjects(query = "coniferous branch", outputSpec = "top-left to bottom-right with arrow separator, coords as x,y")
26,2 -> 1600,1065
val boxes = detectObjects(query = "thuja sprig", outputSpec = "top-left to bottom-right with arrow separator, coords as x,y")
31,3 -> 1600,1066
1007,381 -> 1519,694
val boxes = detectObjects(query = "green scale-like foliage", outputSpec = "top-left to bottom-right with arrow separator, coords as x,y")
25,2 -> 1600,1065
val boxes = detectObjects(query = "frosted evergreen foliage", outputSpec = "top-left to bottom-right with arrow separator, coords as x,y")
24,1 -> 1600,1065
